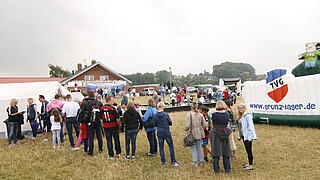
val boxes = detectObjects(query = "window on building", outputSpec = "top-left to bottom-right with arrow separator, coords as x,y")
84,75 -> 94,81
100,75 -> 109,81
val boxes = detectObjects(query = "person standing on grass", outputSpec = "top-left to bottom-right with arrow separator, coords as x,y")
121,102 -> 143,160
39,95 -> 50,142
143,99 -> 158,157
27,98 -> 39,140
120,91 -> 128,106
45,95 -> 64,143
80,91 -> 103,156
6,99 -> 24,147
237,103 -> 257,171
198,105 -> 212,162
62,94 -> 80,148
185,102 -> 208,166
51,108 -> 62,148
153,102 -> 181,167
101,96 -> 121,159
210,100 -> 231,173
224,99 -> 237,160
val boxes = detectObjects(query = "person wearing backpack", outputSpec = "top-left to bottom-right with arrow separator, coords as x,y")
80,91 -> 103,156
143,99 -> 158,157
101,96 -> 121,159
121,102 -> 143,160
27,98 -> 39,140
153,102 -> 181,167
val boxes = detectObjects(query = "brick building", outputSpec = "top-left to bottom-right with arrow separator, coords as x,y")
61,61 -> 132,93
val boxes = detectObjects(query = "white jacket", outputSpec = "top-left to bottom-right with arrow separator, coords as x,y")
238,112 -> 257,141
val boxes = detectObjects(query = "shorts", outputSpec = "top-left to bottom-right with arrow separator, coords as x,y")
201,138 -> 209,146
229,132 -> 237,151
44,119 -> 52,132
305,61 -> 316,68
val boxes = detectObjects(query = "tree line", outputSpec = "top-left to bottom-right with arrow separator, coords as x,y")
48,62 -> 259,86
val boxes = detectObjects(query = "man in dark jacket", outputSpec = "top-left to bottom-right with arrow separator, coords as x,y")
153,102 -> 180,166
80,91 -> 103,156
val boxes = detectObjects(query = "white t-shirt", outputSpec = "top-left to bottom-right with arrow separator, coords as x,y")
62,101 -> 80,118
50,116 -> 61,131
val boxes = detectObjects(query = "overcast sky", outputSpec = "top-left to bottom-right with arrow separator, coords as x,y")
1,0 -> 320,76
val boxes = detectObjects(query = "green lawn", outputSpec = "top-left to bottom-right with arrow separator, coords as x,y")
0,111 -> 319,180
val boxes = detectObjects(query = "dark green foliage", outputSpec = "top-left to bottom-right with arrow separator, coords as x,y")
212,62 -> 258,81
48,64 -> 71,78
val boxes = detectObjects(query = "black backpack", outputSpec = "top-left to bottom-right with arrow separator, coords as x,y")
80,99 -> 101,124
89,105 -> 101,123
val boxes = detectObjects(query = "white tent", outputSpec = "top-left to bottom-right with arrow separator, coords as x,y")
0,81 -> 71,138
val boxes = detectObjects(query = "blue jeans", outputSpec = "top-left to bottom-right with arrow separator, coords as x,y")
146,131 -> 157,154
66,117 -> 80,147
158,133 -> 176,164
8,122 -> 18,144
104,128 -> 121,157
213,156 -> 231,173
30,121 -> 39,138
305,61 -> 316,68
125,130 -> 138,156
191,139 -> 204,163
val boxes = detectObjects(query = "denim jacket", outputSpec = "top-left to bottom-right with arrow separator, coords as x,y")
143,107 -> 158,132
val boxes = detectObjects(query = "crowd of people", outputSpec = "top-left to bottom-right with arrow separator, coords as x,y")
5,90 -> 257,173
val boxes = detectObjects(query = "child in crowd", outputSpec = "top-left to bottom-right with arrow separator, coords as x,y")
153,102 -> 181,166
224,100 -> 237,160
72,123 -> 88,152
50,108 -> 62,148
27,98 -> 39,140
199,105 -> 212,162
176,92 -> 183,106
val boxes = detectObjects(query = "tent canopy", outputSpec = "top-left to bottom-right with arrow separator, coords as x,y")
0,81 -> 72,138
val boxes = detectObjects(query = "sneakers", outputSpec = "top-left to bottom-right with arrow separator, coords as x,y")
146,153 -> 155,157
8,144 -> 14,148
125,156 -> 130,160
191,162 -> 199,167
53,146 -> 56,149
204,157 -> 209,162
116,154 -> 121,158
162,162 -> 167,166
42,139 -> 48,142
58,146 -> 61,148
108,156 -> 114,160
31,137 -> 36,141
243,166 -> 254,171
72,147 -> 80,151
131,156 -> 135,161
171,162 -> 181,167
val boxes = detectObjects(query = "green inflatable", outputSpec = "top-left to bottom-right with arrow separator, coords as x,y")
292,59 -> 320,77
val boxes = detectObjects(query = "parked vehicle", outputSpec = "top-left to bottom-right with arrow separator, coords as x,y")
140,88 -> 156,96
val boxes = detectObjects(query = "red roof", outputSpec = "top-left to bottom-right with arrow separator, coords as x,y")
0,77 -> 65,84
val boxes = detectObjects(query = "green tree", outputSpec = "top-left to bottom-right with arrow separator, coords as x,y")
212,62 -> 258,82
48,64 -> 71,78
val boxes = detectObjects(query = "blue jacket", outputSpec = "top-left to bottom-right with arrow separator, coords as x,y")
154,111 -> 172,136
143,107 -> 158,132
238,112 -> 257,141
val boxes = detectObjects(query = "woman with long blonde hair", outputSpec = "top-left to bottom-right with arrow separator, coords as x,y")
237,103 -> 257,171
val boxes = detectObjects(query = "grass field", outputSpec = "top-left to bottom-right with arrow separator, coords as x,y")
0,98 -> 319,180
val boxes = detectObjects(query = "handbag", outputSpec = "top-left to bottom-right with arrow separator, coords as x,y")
144,116 -> 155,128
183,113 -> 195,147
